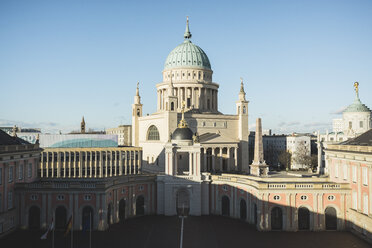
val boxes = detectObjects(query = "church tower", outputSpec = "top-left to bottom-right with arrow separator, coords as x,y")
236,79 -> 249,172
81,116 -> 86,134
132,82 -> 143,147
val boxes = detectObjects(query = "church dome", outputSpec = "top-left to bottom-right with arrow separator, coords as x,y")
172,127 -> 194,141
164,41 -> 211,70
164,17 -> 211,70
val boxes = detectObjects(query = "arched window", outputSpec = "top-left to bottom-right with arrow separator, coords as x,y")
243,106 -> 246,114
147,125 -> 160,140
171,102 -> 174,111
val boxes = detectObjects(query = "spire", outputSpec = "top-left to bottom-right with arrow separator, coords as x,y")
239,77 -> 246,101
134,82 -> 141,104
184,16 -> 192,40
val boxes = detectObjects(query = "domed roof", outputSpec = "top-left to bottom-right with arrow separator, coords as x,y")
344,98 -> 371,113
164,17 -> 211,70
172,127 -> 194,140
344,82 -> 371,113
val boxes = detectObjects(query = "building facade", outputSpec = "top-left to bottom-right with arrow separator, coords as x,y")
106,125 -> 132,146
0,130 -> 41,237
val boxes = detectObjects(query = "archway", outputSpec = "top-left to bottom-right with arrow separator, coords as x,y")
325,207 -> 337,230
82,206 -> 94,230
55,206 -> 67,229
271,207 -> 283,230
240,199 -> 247,220
298,207 -> 310,230
176,189 -> 190,216
28,206 -> 40,229
136,195 -> 145,216
107,203 -> 112,225
221,196 -> 230,216
119,199 -> 126,223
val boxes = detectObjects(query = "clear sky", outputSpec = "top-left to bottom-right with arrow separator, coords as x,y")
1,0 -> 371,134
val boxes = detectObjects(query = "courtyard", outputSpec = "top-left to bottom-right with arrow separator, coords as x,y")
0,215 -> 370,248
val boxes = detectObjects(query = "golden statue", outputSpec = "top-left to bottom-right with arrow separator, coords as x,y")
178,101 -> 188,128
354,81 -> 359,95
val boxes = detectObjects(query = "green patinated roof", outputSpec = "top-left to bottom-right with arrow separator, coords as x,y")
164,18 -> 211,70
344,95 -> 371,113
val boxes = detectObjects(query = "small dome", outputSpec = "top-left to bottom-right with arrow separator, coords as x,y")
172,127 -> 193,140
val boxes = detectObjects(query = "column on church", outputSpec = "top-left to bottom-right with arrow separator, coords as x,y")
189,153 -> 193,175
219,148 -> 223,171
79,151 -> 83,177
228,148 -> 232,172
212,148 -> 216,172
191,87 -> 195,108
68,151 -> 71,178
203,149 -> 207,172
133,151 -> 137,175
174,151 -> 178,175
157,90 -> 160,111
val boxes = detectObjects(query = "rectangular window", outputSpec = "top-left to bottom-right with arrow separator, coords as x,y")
349,121 -> 352,129
18,164 -> 23,180
0,168 -> 2,185
352,166 -> 357,182
352,191 -> 357,210
335,164 -> 339,178
362,167 -> 368,185
8,166 -> 13,182
28,163 -> 32,178
360,121 -> 363,128
363,194 -> 369,215
8,191 -> 13,209
343,164 -> 347,180
0,193 -> 2,212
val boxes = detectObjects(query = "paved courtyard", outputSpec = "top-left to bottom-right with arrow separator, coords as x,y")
0,215 -> 370,248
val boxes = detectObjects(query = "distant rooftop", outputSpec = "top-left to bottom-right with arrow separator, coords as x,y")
0,130 -> 30,146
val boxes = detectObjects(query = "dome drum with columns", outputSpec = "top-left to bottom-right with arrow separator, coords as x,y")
157,17 -> 219,113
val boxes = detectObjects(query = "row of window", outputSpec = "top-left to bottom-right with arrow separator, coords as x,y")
0,164 -> 33,184
348,121 -> 364,129
335,163 -> 368,185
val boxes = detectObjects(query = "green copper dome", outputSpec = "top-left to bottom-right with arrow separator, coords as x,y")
344,97 -> 371,113
344,83 -> 371,113
164,18 -> 211,70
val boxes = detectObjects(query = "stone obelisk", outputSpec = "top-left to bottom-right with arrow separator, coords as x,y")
250,118 -> 269,176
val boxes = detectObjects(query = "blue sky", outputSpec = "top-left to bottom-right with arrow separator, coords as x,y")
0,0 -> 371,134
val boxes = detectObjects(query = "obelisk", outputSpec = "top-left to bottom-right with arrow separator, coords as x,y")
250,118 -> 269,176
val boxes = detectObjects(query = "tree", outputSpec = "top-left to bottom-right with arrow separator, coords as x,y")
292,141 -> 312,169
278,150 -> 291,171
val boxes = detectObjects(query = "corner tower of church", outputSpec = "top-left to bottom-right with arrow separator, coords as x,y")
157,17 -> 219,113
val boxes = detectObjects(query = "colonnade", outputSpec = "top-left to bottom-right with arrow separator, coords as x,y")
157,86 -> 218,112
201,146 -> 238,172
40,148 -> 142,178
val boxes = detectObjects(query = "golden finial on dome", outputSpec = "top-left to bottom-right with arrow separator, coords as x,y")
354,81 -> 359,95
